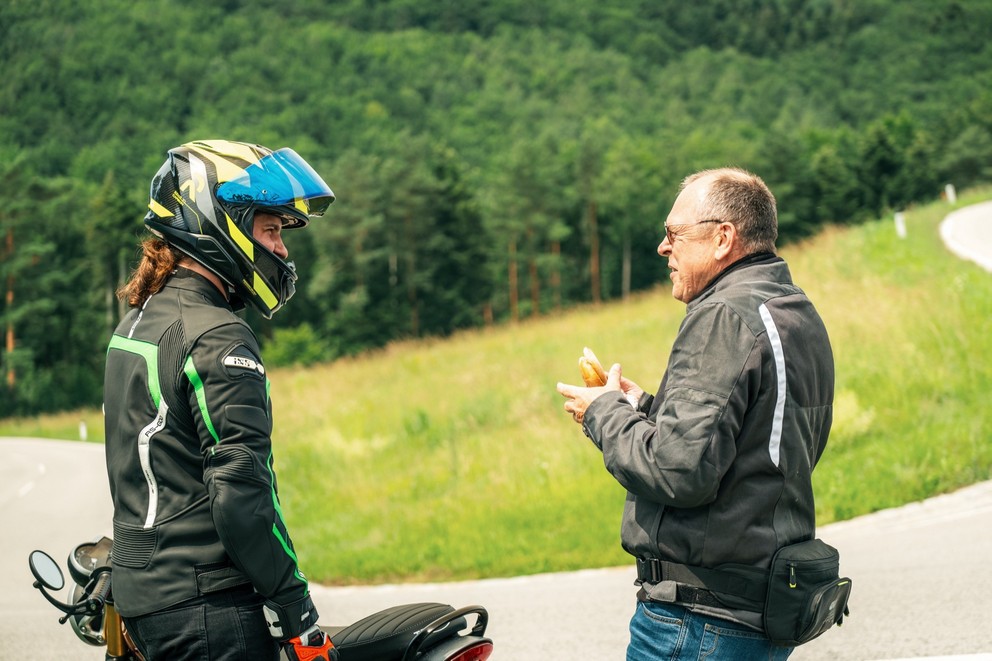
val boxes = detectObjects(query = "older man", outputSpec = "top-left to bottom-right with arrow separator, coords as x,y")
558,167 -> 834,659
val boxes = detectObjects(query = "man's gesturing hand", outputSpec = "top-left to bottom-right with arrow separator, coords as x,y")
557,363 -> 623,424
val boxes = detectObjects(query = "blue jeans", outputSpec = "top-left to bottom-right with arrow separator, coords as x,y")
627,601 -> 792,660
123,585 -> 279,661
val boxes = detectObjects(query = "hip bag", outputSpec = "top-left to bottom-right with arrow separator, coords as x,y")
635,538 -> 851,647
763,538 -> 852,646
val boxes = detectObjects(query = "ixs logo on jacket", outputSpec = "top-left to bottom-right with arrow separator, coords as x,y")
222,344 -> 266,379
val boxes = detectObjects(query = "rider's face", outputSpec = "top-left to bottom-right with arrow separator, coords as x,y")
253,213 -> 289,260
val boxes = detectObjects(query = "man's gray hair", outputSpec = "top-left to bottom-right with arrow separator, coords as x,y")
682,167 -> 778,253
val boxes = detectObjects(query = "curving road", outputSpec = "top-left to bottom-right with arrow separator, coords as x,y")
940,200 -> 992,273
2,201 -> 991,660
4,437 -> 991,660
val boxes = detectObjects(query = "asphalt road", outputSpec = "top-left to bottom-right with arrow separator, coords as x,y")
307,482 -> 992,660
1,437 -> 111,660
941,199 -> 992,272
3,436 -> 991,660
2,200 -> 991,660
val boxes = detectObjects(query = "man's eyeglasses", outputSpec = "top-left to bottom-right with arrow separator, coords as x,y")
663,219 -> 724,244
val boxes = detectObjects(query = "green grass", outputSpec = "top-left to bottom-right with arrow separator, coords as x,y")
0,408 -> 105,444
3,188 -> 991,585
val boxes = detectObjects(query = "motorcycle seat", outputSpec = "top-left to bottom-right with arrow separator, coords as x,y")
328,602 -> 463,661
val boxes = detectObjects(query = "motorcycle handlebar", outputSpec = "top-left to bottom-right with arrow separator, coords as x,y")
89,569 -> 111,605
56,568 -> 112,625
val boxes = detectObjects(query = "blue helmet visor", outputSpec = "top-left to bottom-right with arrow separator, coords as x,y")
216,148 -> 335,216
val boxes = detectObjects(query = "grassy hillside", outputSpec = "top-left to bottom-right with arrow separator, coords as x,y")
3,189 -> 991,584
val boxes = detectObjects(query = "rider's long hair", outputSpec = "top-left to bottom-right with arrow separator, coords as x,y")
117,238 -> 180,308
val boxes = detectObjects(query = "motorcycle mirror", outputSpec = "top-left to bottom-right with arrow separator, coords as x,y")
29,550 -> 65,591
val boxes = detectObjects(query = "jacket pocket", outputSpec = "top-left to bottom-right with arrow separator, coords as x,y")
195,563 -> 252,594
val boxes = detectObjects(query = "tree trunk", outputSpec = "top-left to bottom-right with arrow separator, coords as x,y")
550,240 -> 561,313
105,283 -> 114,336
404,214 -> 419,336
587,199 -> 601,304
355,233 -> 365,289
117,250 -> 127,322
527,227 -> 539,317
5,227 -> 14,387
622,232 -> 631,301
508,238 -> 519,323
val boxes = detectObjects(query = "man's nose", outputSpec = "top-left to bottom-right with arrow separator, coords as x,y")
658,238 -> 672,257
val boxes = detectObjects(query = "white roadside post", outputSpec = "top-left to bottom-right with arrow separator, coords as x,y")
894,211 -> 907,239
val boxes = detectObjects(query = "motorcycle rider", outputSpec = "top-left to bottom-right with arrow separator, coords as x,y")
105,140 -> 337,661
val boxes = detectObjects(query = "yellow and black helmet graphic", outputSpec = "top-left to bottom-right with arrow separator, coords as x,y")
144,140 -> 334,318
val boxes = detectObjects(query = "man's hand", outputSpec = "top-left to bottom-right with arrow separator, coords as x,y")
283,624 -> 339,661
557,363 -> 624,424
619,373 -> 645,407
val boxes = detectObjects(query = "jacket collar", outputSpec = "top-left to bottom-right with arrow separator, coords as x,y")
687,252 -> 791,309
167,266 -> 233,310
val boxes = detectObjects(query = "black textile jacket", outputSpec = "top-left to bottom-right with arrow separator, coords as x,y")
583,254 -> 834,627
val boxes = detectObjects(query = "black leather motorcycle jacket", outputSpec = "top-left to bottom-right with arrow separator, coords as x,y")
104,268 -> 314,630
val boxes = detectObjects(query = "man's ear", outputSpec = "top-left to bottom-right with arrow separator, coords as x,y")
713,222 -> 738,261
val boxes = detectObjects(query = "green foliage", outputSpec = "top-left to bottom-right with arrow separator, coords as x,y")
264,324 -> 329,368
0,149 -> 106,415
2,0 -> 992,413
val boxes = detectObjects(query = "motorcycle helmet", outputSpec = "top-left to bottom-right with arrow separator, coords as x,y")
144,139 -> 335,318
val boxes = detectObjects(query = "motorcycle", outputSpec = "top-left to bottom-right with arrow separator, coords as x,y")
28,536 -> 494,661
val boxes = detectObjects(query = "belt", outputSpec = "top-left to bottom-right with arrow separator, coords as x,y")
637,557 -> 709,585
635,557 -> 766,611
635,557 -> 664,583
675,585 -> 727,609
636,559 -> 726,608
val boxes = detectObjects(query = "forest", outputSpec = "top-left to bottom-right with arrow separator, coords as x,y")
2,0 -> 991,415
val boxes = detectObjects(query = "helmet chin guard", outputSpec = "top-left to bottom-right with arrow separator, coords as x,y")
143,140 -> 334,318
